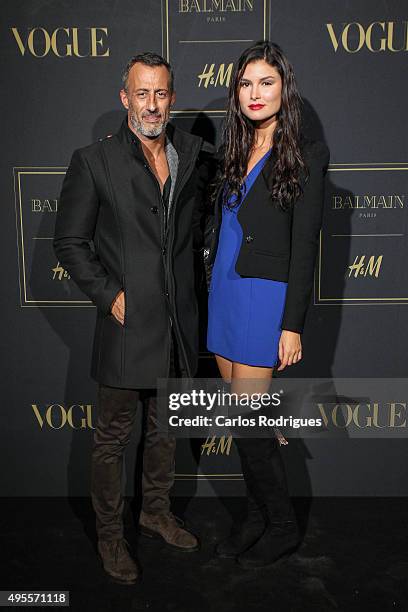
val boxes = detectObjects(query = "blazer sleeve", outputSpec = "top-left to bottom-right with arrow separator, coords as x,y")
280,140 -> 330,333
53,148 -> 122,314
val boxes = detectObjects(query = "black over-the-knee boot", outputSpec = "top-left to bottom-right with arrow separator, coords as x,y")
234,436 -> 299,569
214,387 -> 267,558
215,488 -> 267,558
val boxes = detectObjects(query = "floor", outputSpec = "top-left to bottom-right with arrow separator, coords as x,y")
2,497 -> 408,611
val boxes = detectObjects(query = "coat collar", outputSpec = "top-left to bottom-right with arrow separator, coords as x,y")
117,116 -> 202,163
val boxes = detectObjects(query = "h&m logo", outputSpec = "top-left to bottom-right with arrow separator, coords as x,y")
201,435 -> 232,455
11,27 -> 109,58
198,63 -> 233,88
348,255 -> 383,279
52,262 -> 70,281
326,21 -> 408,53
32,404 -> 94,429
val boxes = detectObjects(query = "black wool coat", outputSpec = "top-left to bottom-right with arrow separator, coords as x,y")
205,140 -> 330,334
54,119 -> 208,388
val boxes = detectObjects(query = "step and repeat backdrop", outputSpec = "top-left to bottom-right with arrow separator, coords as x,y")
2,0 -> 408,496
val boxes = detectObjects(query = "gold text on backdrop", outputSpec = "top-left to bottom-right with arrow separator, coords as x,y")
11,27 -> 109,57
31,404 -> 94,429
326,21 -> 408,53
179,0 -> 254,13
348,255 -> 383,279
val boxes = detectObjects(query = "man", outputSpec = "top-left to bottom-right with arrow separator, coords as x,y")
54,52 -> 209,584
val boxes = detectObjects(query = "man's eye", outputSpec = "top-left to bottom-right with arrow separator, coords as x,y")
157,92 -> 167,98
137,92 -> 146,98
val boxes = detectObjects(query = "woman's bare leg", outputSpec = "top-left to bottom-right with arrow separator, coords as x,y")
215,354 -> 233,383
213,357 -> 287,444
230,362 -> 287,445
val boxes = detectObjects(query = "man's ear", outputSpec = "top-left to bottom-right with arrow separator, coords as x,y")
170,91 -> 176,107
119,89 -> 129,110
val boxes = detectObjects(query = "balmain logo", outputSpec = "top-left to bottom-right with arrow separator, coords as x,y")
31,198 -> 58,212
179,0 -> 253,12
332,195 -> 404,209
11,27 -> 109,58
348,255 -> 383,279
198,63 -> 233,87
32,404 -> 94,429
326,21 -> 408,53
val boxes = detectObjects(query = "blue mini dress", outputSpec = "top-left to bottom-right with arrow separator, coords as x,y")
207,150 -> 288,367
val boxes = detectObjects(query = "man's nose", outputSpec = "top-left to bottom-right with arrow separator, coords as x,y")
146,94 -> 157,111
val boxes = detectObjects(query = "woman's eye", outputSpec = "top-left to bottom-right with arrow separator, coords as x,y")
240,82 -> 249,87
262,81 -> 273,86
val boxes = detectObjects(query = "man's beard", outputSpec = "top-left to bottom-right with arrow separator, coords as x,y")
129,109 -> 168,138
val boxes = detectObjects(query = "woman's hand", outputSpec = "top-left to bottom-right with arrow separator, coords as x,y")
277,330 -> 302,371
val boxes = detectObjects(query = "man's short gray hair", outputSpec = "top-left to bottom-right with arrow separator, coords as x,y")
122,52 -> 174,92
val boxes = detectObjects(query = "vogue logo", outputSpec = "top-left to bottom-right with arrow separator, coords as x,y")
318,402 -> 408,428
326,21 -> 408,53
32,404 -> 94,429
11,27 -> 110,57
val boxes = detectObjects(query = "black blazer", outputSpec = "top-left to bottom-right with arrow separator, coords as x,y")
206,140 -> 330,334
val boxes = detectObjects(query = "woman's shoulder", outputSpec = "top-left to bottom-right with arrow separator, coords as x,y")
300,137 -> 330,170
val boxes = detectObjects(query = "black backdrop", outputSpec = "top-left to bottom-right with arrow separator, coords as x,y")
2,0 -> 408,496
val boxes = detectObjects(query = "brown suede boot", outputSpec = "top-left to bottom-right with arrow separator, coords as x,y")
97,538 -> 139,584
139,510 -> 199,552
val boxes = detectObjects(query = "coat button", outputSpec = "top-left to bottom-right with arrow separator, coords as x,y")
151,206 -> 158,214
245,235 -> 254,243
211,228 -> 216,234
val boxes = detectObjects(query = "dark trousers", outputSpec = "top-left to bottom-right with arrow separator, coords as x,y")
91,334 -> 180,541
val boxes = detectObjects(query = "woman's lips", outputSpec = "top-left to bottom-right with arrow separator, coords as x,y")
248,104 -> 265,110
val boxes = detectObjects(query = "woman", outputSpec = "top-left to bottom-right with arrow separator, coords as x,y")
206,41 -> 329,569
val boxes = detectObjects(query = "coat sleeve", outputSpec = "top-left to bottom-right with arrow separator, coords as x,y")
53,148 -> 122,314
280,140 -> 330,333
192,142 -> 217,253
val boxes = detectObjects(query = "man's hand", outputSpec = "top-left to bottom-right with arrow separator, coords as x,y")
277,330 -> 302,371
111,290 -> 125,325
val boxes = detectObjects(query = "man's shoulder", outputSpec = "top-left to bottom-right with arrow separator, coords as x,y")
167,123 -> 200,158
168,122 -> 215,156
70,132 -> 120,164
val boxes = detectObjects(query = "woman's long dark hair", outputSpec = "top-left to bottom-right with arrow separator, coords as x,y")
219,40 -> 307,210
